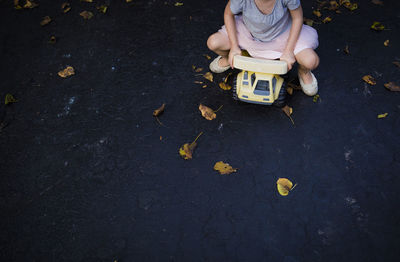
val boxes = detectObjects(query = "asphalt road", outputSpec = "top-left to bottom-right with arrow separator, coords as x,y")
1,0 -> 400,261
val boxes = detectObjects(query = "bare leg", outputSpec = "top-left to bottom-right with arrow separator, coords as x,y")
295,48 -> 320,85
207,32 -> 231,67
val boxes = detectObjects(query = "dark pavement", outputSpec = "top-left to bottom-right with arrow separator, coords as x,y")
1,0 -> 400,261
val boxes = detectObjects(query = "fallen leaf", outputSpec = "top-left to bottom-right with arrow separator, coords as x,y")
313,94 -> 320,102
202,85 -> 207,88
303,17 -> 314,27
322,16 -> 332,23
362,75 -> 376,85
153,103 -> 165,116
160,136 -> 162,141
328,1 -> 339,10
61,2 -> 71,13
203,54 -> 211,60
49,36 -> 56,44
393,61 -> 400,68
384,82 -> 400,92
5,94 -> 17,105
343,2 -> 357,11
179,132 -> 203,160
276,178 -> 296,196
339,0 -> 350,4
377,113 -> 388,118
282,105 -> 294,125
384,40 -> 390,46
344,45 -> 350,54
199,104 -> 216,120
97,5 -> 108,13
371,21 -> 384,31
219,82 -> 232,90
40,16 -> 52,26
195,67 -> 203,73
203,72 -> 213,82
194,81 -> 203,84
24,0 -> 38,9
58,66 -> 75,78
126,0 -> 133,2
286,87 -> 293,95
313,10 -> 322,17
81,0 -> 93,2
371,0 -> 383,5
224,72 -> 233,83
80,11 -> 94,19
14,4 -> 22,10
287,82 -> 301,90
174,2 -> 183,6
214,161 -> 237,175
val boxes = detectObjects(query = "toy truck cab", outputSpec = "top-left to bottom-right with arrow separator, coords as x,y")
233,55 -> 288,107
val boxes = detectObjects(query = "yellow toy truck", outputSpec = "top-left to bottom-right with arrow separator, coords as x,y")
233,55 -> 288,107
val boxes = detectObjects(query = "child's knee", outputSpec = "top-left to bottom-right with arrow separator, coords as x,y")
207,34 -> 219,51
299,52 -> 319,70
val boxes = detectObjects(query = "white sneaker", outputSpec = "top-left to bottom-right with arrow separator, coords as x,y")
209,56 -> 230,73
298,71 -> 318,96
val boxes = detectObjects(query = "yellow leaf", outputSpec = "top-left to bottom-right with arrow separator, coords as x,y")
126,0 -> 133,3
282,105 -> 294,125
24,0 -> 38,9
61,2 -> 71,13
81,0 -> 93,2
276,178 -> 295,196
194,81 -> 203,84
362,75 -> 376,85
286,87 -> 293,95
203,72 -> 213,82
328,1 -> 339,10
40,16 -> 52,26
214,161 -> 237,175
322,16 -> 332,23
371,21 -> 384,31
80,11 -> 94,19
153,103 -> 165,117
313,10 -> 322,17
377,113 -> 388,119
313,94 -> 320,102
5,94 -> 17,105
202,85 -> 207,88
58,66 -> 75,78
384,40 -> 390,46
199,104 -> 216,120
174,2 -> 183,6
384,82 -> 400,92
303,17 -> 314,27
219,82 -> 232,90
343,2 -> 357,11
14,5 -> 22,10
179,132 -> 202,160
203,54 -> 211,60
49,36 -> 56,44
97,5 -> 108,13
195,67 -> 203,73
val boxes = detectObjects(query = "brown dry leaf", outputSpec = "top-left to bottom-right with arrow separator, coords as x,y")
384,40 -> 390,46
126,0 -> 133,2
286,87 -> 293,95
362,75 -> 376,85
371,0 -> 384,5
339,0 -> 350,4
203,54 -> 211,60
202,85 -> 207,88
282,105 -> 294,125
199,104 -> 216,120
303,17 -> 314,27
384,82 -> 400,92
49,36 -> 56,44
322,16 -> 332,23
393,61 -> 400,68
80,11 -> 94,19
58,66 -> 75,78
377,113 -> 388,119
24,0 -> 38,8
194,81 -> 203,84
179,132 -> 203,160
371,21 -> 384,31
195,67 -> 203,73
61,2 -> 71,13
40,16 -> 52,26
328,1 -> 339,10
276,178 -> 296,196
313,10 -> 322,17
214,161 -> 237,175
97,5 -> 108,13
81,0 -> 93,2
219,82 -> 232,90
343,2 -> 357,11
203,72 -> 213,82
153,103 -> 165,116
344,45 -> 350,54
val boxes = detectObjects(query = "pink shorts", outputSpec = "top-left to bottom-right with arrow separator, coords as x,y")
218,16 -> 319,59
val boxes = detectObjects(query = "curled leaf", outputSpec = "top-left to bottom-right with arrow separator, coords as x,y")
322,16 -> 332,23
286,87 -> 293,95
377,113 -> 388,119
384,40 -> 390,46
61,2 -> 71,13
362,75 -> 376,85
153,103 -> 165,116
97,5 -> 108,13
214,161 -> 237,175
329,1 -> 339,10
24,0 -> 38,9
219,82 -> 232,90
199,104 -> 216,120
282,105 -> 294,125
40,16 -> 52,26
313,10 -> 322,17
58,66 -> 75,78
384,82 -> 400,92
80,11 -> 94,19
179,132 -> 203,160
371,21 -> 384,31
203,54 -> 211,60
5,94 -> 17,105
203,72 -> 213,82
343,2 -> 357,11
276,178 -> 296,196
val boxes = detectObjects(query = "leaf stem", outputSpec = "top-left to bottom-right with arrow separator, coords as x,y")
214,105 -> 224,113
191,131 -> 203,145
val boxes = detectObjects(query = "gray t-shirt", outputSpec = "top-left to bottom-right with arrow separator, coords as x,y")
230,0 -> 301,42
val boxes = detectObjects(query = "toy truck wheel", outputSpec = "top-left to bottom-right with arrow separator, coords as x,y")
232,75 -> 239,100
272,81 -> 287,107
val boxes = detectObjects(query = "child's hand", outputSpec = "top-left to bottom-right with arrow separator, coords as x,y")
228,46 -> 242,68
280,50 -> 296,71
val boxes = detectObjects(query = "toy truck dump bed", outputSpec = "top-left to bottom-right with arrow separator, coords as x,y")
233,55 -> 288,75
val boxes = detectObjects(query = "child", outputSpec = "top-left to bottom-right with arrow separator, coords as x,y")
207,0 -> 319,96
